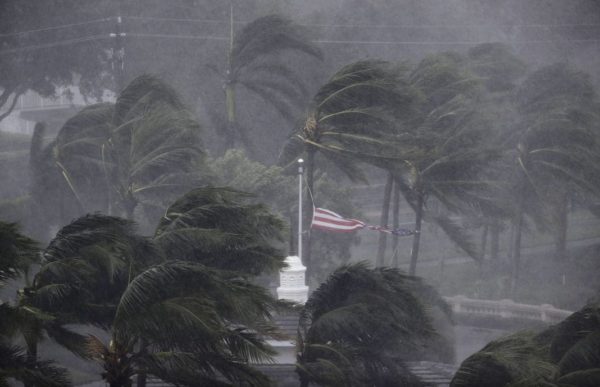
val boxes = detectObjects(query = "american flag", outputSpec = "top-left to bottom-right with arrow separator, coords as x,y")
311,208 -> 415,236
311,208 -> 366,232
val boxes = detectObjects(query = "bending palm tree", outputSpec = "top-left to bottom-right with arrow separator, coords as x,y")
451,302 -> 600,387
89,261 -> 281,387
29,75 -> 207,232
154,186 -> 287,275
32,187 -> 287,386
296,262 -> 451,387
395,52 -> 496,275
219,13 -> 322,149
507,63 -> 600,293
280,60 -> 418,272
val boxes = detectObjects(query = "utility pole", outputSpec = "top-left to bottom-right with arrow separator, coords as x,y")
110,16 -> 126,93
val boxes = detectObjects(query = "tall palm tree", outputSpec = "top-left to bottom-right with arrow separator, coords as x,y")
464,43 -> 526,265
279,60 -> 418,272
507,63 -> 600,293
393,52 -> 497,275
217,13 -> 322,149
296,262 -> 451,387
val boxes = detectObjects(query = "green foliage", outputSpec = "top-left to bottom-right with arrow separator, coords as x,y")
451,303 -> 600,387
0,221 -> 38,283
104,261 -> 279,387
211,149 -> 295,215
281,60 -> 418,173
297,263 -> 450,386
28,186 -> 287,386
30,75 -> 208,236
467,43 -> 527,92
154,187 -> 286,275
0,221 -> 73,387
451,331 -> 555,387
33,214 -> 158,326
0,343 -> 72,387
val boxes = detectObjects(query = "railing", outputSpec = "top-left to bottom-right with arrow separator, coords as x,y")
444,295 -> 572,324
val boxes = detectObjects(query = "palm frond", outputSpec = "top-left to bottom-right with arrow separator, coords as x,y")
231,14 -> 322,73
0,221 -> 38,282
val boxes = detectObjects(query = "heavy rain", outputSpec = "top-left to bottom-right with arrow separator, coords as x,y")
1,1 -> 600,386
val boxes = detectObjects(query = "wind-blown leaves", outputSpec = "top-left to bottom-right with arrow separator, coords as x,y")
451,303 -> 600,387
30,186 -> 287,386
0,343 -> 72,387
32,214 -> 159,326
108,261 -> 280,386
297,263 -> 450,386
0,221 -> 38,283
155,187 -> 286,275
219,14 -> 323,149
29,75 -> 207,231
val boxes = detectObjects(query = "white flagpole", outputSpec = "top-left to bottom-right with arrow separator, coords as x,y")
298,158 -> 304,261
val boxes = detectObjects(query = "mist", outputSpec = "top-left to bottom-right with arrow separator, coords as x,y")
1,1 -> 599,386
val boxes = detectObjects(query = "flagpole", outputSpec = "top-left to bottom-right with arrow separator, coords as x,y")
298,158 -> 304,262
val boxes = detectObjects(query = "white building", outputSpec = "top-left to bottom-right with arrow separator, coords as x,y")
0,87 -> 114,136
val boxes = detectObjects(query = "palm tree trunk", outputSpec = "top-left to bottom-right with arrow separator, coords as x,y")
29,123 -> 47,239
123,190 -> 137,220
490,219 -> 500,261
24,340 -> 37,387
224,3 -> 236,149
554,191 -> 568,261
136,338 -> 148,387
391,179 -> 401,268
376,172 -> 393,266
304,148 -> 316,281
224,83 -> 237,148
478,223 -> 489,279
510,201 -> 525,297
136,372 -> 146,387
409,179 -> 424,276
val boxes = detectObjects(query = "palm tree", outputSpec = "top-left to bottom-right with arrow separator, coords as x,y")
216,12 -> 322,149
6,215 -> 154,387
153,186 -> 287,276
296,262 -> 451,387
32,187 -> 288,386
0,221 -> 72,387
394,52 -> 495,275
29,75 -> 207,236
279,60 -> 418,273
464,44 -> 526,266
451,302 -> 600,387
88,260 -> 281,387
507,63 -> 600,293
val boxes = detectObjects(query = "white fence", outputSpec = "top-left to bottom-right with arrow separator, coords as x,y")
444,295 -> 572,324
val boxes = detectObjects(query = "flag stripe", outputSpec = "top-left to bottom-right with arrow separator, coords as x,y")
312,223 -> 364,232
311,207 -> 365,232
311,207 -> 415,236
